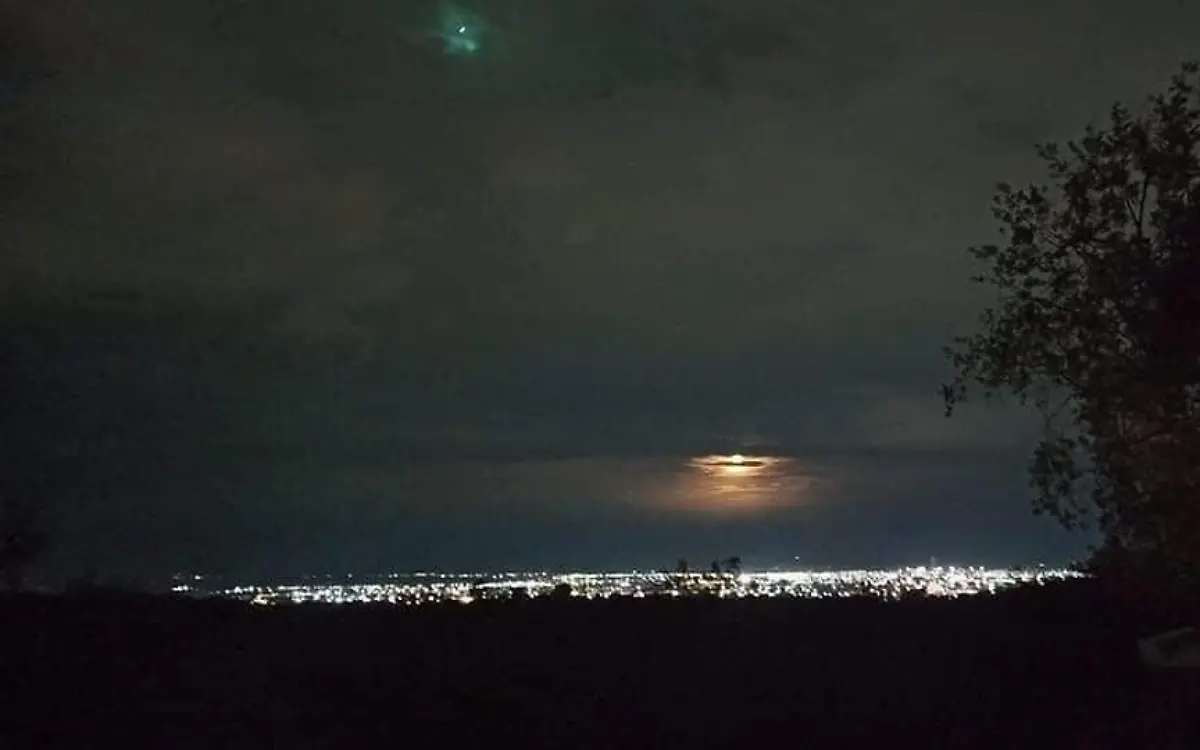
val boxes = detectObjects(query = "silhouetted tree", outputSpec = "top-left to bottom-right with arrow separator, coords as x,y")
0,492 -> 46,591
943,61 -> 1200,594
723,556 -> 742,576
470,577 -> 487,601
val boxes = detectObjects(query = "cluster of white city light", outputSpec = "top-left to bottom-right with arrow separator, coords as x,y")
174,566 -> 1084,607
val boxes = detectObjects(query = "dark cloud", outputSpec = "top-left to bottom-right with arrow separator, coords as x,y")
1,0 -> 1193,579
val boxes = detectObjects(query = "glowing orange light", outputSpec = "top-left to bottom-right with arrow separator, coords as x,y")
670,454 -> 815,514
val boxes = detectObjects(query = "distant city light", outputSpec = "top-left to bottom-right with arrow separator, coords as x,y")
191,566 -> 1085,608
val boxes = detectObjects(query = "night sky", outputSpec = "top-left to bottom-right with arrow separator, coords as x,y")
3,1 -> 1196,584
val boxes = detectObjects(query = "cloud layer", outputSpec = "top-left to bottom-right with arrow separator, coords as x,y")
1,0 -> 1192,577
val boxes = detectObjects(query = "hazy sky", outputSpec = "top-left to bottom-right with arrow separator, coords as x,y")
3,0 -> 1196,582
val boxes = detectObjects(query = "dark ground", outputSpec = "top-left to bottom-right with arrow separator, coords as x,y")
2,581 -> 1198,749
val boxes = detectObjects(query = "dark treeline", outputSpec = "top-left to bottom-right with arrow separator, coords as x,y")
3,579 -> 1197,749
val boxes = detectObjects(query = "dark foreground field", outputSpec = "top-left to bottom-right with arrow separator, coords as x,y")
2,581 -> 1197,749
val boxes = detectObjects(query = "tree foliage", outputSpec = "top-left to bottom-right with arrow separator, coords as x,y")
723,556 -> 742,576
943,62 -> 1200,594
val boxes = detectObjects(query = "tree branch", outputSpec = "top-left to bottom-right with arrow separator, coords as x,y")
1135,174 -> 1151,240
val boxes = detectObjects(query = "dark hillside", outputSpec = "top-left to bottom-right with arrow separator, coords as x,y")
2,581 -> 1196,748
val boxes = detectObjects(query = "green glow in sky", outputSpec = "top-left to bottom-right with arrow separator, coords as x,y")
437,5 -> 483,55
